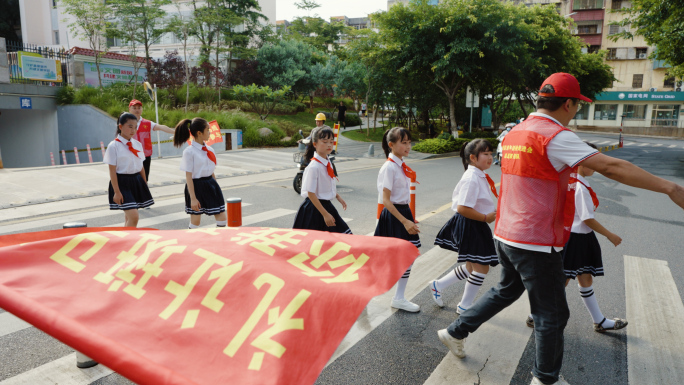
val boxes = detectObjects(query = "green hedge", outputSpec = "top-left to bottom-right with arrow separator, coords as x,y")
458,131 -> 497,139
412,137 -> 499,154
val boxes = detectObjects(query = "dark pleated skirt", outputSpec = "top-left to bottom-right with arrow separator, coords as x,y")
108,173 -> 154,210
374,204 -> 421,248
434,213 -> 498,266
185,176 -> 226,216
563,231 -> 604,279
293,198 -> 352,234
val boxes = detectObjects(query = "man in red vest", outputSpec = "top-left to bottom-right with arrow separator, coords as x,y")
437,73 -> 684,385
128,99 -> 174,181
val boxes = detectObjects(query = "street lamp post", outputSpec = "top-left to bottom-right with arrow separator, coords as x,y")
620,114 -> 626,148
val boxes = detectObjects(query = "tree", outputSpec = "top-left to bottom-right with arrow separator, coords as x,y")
169,0 -> 195,112
109,0 -> 170,74
232,84 -> 291,121
60,0 -> 112,89
611,0 -> 684,79
257,39 -> 323,112
287,17 -> 352,52
107,7 -> 144,98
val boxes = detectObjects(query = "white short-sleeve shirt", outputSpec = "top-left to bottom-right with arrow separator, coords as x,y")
452,167 -> 497,214
494,112 -> 599,253
103,135 -> 145,174
571,174 -> 595,234
377,153 -> 410,205
301,152 -> 336,200
180,141 -> 217,179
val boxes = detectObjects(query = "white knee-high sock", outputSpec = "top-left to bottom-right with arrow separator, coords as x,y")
436,264 -> 470,290
460,271 -> 487,308
394,265 -> 412,300
579,284 -> 614,328
188,223 -> 200,229
216,220 -> 227,227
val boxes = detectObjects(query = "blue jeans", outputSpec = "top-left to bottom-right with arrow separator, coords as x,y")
447,240 -> 569,384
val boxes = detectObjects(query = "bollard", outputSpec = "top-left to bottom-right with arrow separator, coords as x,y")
226,198 -> 242,227
61,150 -> 67,165
50,152 -> 55,166
410,177 -> 417,220
100,141 -> 106,160
73,147 -> 80,164
62,222 -> 99,369
333,123 -> 340,154
86,144 -> 93,163
376,202 -> 384,226
368,144 -> 375,157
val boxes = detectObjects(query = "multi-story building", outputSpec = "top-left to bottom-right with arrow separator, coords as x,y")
561,0 -> 683,134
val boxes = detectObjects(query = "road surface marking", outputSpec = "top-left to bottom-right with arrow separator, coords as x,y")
0,353 -> 113,385
638,143 -> 648,147
0,312 -> 31,337
423,294 -> 531,385
328,246 -> 459,365
625,255 -> 684,385
596,141 -> 610,145
653,144 -> 663,147
668,145 -> 677,148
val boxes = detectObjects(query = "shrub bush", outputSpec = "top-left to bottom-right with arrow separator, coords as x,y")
412,137 -> 498,154
459,130 -> 497,139
56,85 -> 75,105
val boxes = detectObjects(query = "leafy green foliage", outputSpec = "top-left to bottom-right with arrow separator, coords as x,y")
56,85 -> 76,105
412,137 -> 498,154
257,39 -> 323,96
232,84 -> 292,121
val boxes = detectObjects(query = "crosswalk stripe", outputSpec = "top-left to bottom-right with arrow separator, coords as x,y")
199,208 -> 297,229
0,353 -> 114,385
638,143 -> 648,147
0,200 -> 252,235
625,255 -> 684,384
0,312 -> 31,337
327,246 -> 459,365
596,141 -> 610,145
423,294 -> 531,385
668,145 -> 677,148
653,143 -> 663,147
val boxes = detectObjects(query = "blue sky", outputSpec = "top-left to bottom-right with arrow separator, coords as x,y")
276,0 -> 388,21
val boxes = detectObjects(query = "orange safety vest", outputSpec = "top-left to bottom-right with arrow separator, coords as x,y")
494,115 -> 577,247
134,119 -> 154,157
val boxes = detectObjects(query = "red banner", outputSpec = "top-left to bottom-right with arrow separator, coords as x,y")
186,120 -> 223,146
0,227 -> 419,385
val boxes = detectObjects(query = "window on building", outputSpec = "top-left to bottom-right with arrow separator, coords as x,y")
632,74 -> 643,88
623,104 -> 647,119
574,103 -> 590,120
651,105 -> 680,126
53,31 -> 60,45
611,0 -> 622,9
607,48 -> 617,60
606,47 -> 641,60
52,0 -> 57,8
587,45 -> 600,53
608,24 -> 630,35
573,0 -> 604,10
577,24 -> 599,34
636,47 -> 648,59
594,104 -> 618,120
664,76 -> 675,88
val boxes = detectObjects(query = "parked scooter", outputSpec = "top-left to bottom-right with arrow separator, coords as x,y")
293,130 -> 336,194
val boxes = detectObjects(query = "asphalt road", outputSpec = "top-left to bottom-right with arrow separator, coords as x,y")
0,132 -> 683,385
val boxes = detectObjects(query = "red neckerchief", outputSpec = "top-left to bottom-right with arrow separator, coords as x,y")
116,138 -> 140,157
484,173 -> 498,198
313,157 -> 336,180
388,158 -> 418,182
571,177 -> 599,211
202,146 -> 217,165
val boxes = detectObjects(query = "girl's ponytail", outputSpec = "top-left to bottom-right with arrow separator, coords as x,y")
381,129 -> 391,158
173,119 -> 192,147
460,140 -> 471,170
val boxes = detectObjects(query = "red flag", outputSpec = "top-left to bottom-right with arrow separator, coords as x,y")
0,227 -> 419,385
186,120 -> 223,146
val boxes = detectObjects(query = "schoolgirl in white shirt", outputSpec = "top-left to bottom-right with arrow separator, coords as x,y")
104,112 -> 155,227
173,118 -> 227,228
430,139 -> 498,314
537,142 -> 626,333
375,127 -> 421,312
292,127 -> 350,234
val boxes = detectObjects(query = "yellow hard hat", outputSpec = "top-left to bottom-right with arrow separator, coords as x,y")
315,113 -> 326,121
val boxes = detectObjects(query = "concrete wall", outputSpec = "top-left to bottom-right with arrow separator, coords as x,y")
0,109 -> 59,167
0,38 -> 9,84
57,105 -> 240,165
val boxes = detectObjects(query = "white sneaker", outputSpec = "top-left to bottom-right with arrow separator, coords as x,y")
437,329 -> 465,358
456,302 -> 468,315
391,298 -> 420,312
530,375 -> 570,385
429,281 -> 444,307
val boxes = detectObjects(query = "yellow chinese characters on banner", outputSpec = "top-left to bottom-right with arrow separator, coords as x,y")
0,227 -> 419,385
186,120 -> 223,146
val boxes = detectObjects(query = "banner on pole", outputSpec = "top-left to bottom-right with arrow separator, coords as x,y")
0,227 -> 419,385
186,120 -> 223,146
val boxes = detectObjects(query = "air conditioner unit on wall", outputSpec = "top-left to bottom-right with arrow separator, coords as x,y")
638,53 -> 647,59
649,87 -> 657,92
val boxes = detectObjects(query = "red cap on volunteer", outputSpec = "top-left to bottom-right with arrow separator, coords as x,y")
129,99 -> 143,107
538,73 -> 592,103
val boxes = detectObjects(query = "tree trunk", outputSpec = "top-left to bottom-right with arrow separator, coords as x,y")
184,37 -> 189,113
448,97 -> 457,138
309,94 -> 314,114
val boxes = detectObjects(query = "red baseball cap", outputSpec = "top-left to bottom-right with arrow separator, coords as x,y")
129,99 -> 143,107
538,73 -> 592,102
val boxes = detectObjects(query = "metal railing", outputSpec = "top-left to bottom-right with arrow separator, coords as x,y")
650,118 -> 681,128
5,40 -> 71,86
